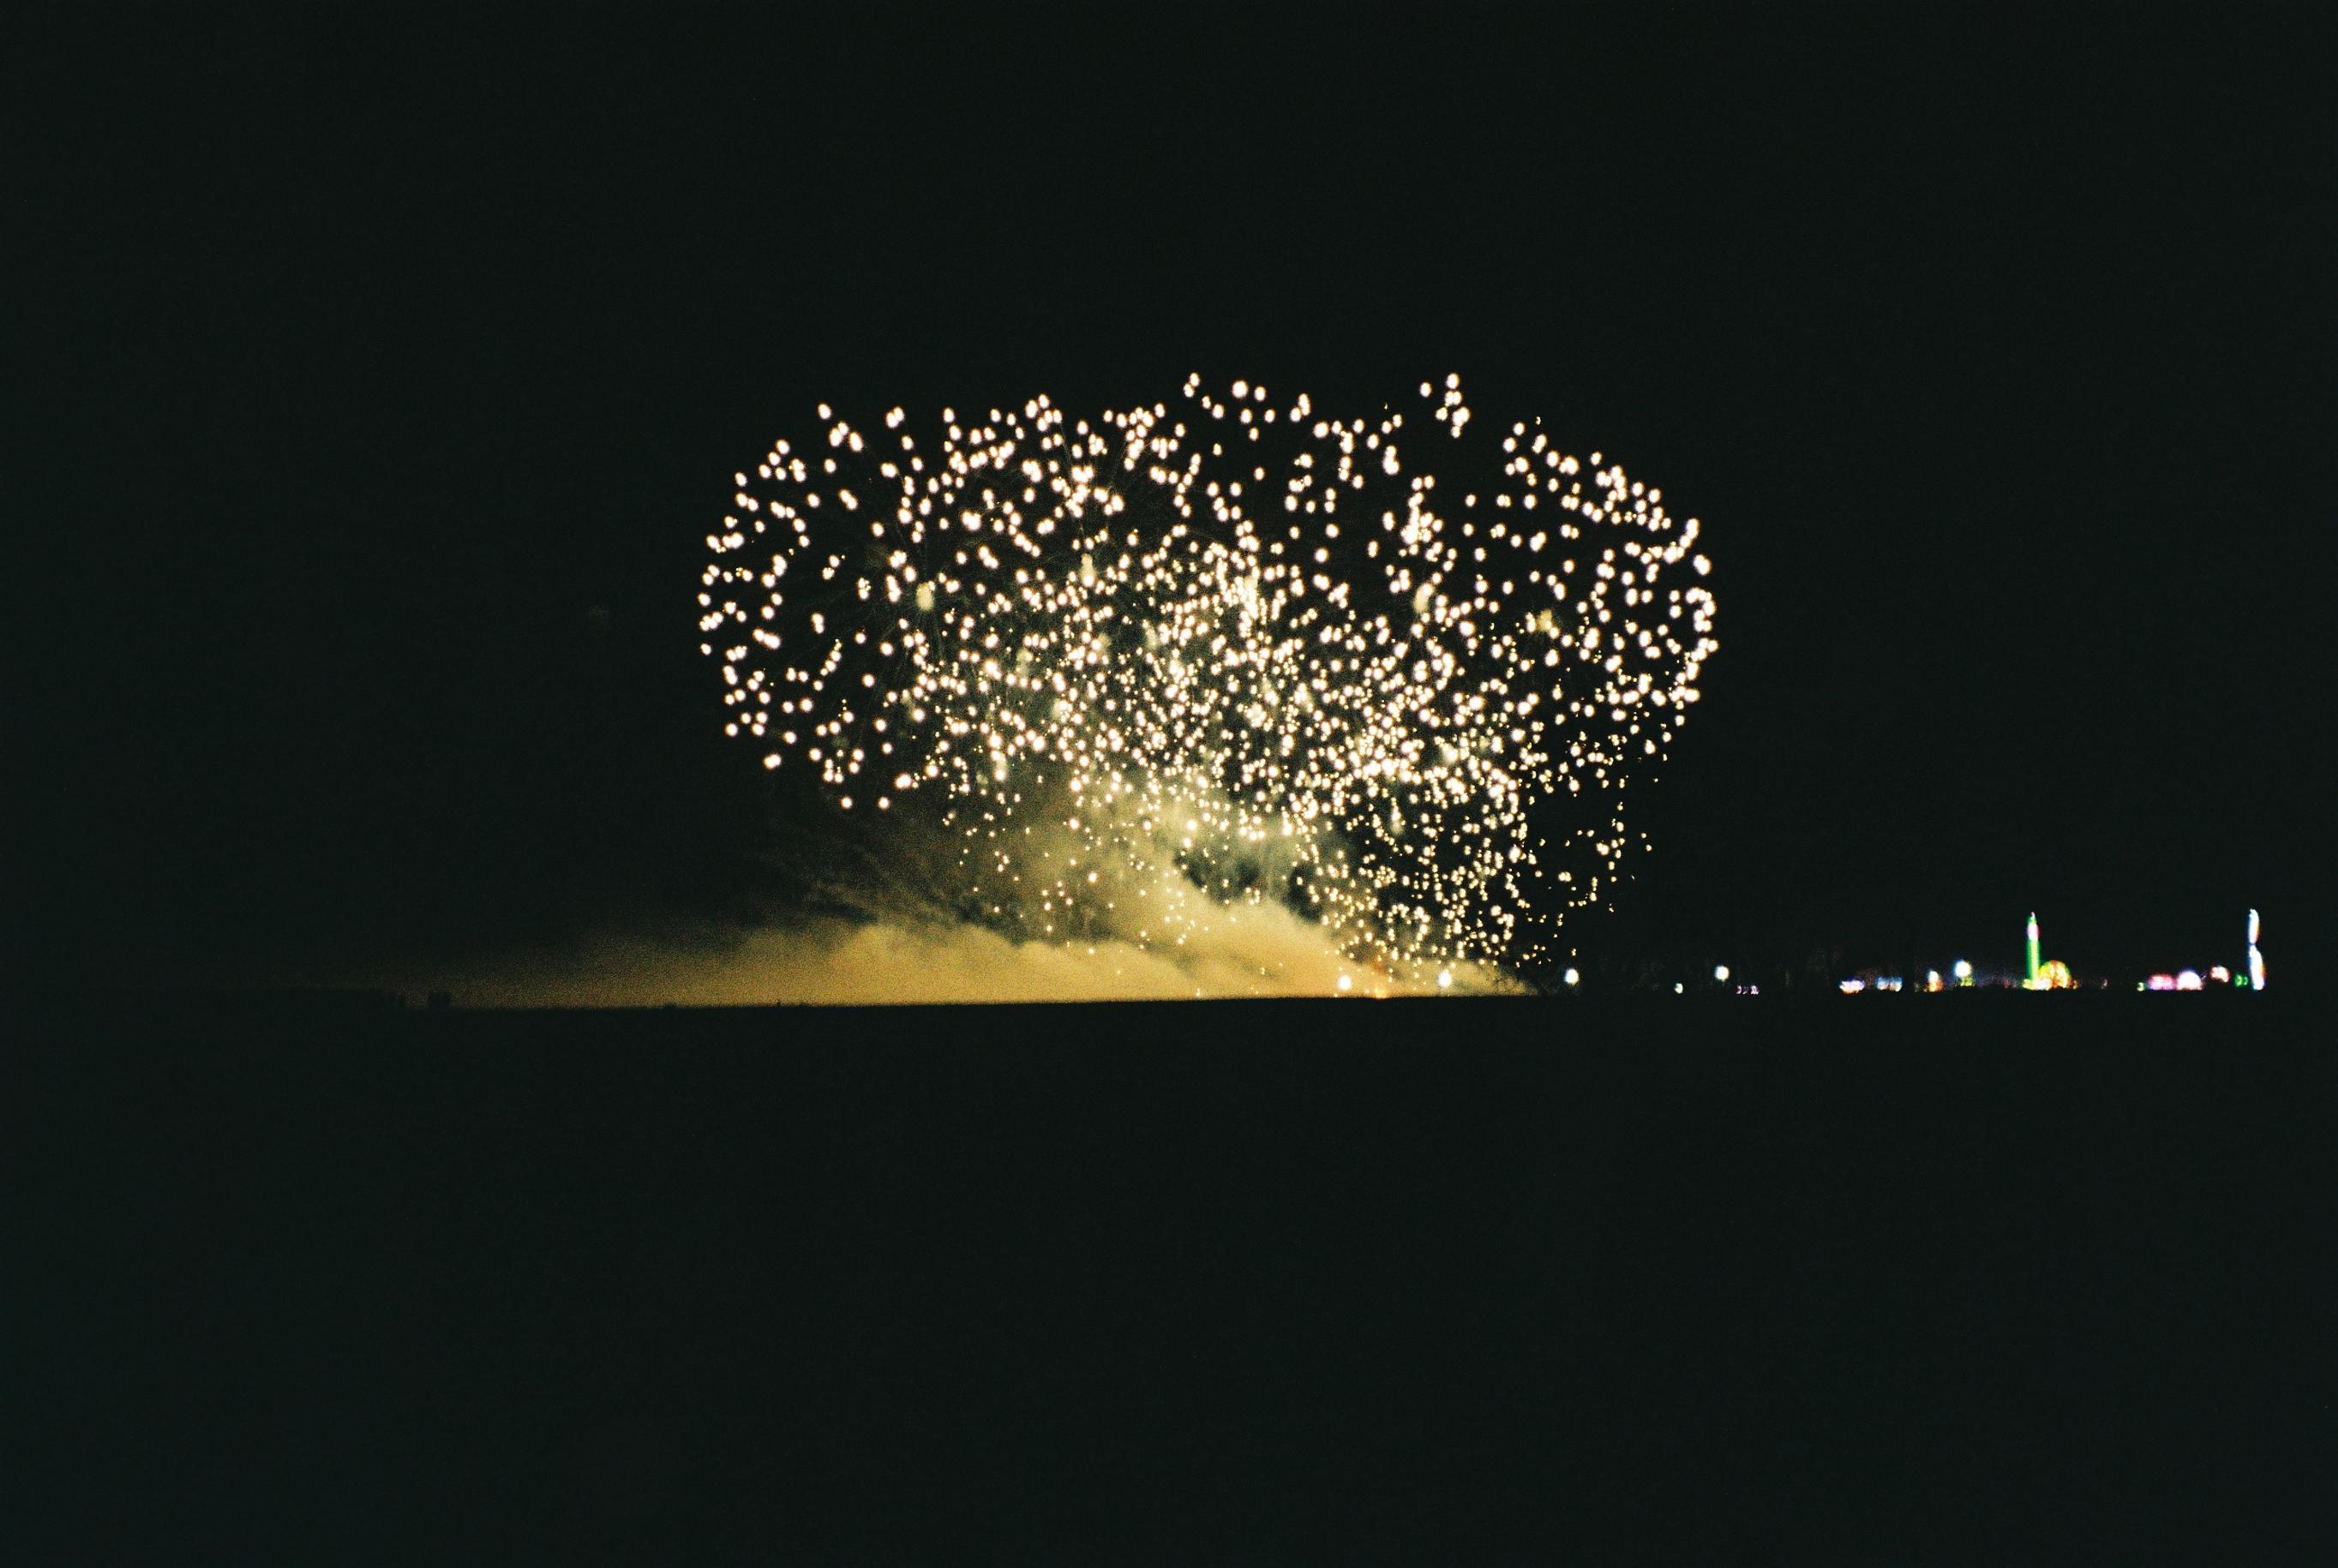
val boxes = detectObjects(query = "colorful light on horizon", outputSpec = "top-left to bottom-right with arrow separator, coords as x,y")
1831,911 -> 2284,1000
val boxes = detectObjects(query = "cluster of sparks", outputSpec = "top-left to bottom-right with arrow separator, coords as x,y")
700,375 -> 1718,990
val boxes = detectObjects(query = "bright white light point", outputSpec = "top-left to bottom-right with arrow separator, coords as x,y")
1337,974 -> 1352,991
1436,970 -> 1453,989
1562,967 -> 1580,986
1713,964 -> 1729,982
1953,959 -> 1972,979
1674,982 -> 1685,994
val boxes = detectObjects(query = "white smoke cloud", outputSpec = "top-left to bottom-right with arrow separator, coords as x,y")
417,898 -> 1514,1008
399,774 -> 1523,1008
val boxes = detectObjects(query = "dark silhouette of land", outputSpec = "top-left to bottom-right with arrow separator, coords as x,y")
11,995 -> 2329,1561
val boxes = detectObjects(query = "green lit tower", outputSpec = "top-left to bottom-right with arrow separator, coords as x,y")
2025,911 -> 2041,990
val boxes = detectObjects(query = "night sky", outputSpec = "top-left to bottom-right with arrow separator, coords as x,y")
15,3 -> 2329,997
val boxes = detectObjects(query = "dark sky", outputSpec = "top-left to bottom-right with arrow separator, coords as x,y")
13,3 -> 2329,992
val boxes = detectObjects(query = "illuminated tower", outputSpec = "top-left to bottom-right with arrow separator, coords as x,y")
2247,908 -> 2265,991
2026,912 -> 2041,990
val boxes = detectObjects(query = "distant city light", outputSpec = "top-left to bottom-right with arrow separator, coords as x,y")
1712,964 -> 1730,982
1336,974 -> 1352,992
1436,969 -> 1453,990
2026,911 -> 2041,990
2209,965 -> 2230,983
2147,973 -> 2177,991
1839,979 -> 1867,994
1674,982 -> 1684,994
1925,969 -> 1943,992
2175,970 -> 2203,990
1952,959 -> 1972,984
1562,967 -> 1580,987
2036,960 -> 2074,990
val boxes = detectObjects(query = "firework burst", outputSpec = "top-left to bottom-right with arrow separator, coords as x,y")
700,374 -> 1718,992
